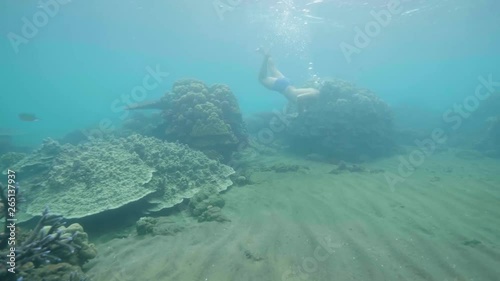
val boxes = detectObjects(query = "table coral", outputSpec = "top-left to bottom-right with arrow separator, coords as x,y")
11,138 -> 156,221
9,134 -> 234,221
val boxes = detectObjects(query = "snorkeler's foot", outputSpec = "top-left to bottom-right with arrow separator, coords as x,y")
255,46 -> 269,57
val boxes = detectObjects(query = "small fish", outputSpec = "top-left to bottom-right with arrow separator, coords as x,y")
18,113 -> 39,122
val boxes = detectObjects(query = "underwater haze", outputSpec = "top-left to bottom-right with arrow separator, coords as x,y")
1,0 -> 500,281
1,0 -> 498,146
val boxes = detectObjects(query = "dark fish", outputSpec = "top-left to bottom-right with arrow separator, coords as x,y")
18,113 -> 39,122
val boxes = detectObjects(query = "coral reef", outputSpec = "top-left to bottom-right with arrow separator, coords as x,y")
10,137 -> 156,221
9,134 -> 234,221
129,134 -> 235,212
0,186 -> 94,281
188,192 -> 229,223
52,223 -> 97,266
286,79 -> 395,161
127,79 -> 248,161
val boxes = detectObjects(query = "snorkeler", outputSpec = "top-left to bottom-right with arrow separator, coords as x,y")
256,47 -> 319,113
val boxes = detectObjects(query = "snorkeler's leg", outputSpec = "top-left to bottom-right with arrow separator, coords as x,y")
267,58 -> 286,79
294,88 -> 320,96
258,54 -> 278,89
256,46 -> 284,78
261,77 -> 278,90
259,54 -> 270,81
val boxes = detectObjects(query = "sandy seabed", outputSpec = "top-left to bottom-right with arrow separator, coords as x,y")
87,148 -> 500,281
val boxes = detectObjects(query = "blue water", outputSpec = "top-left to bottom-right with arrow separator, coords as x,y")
1,2 -> 500,280
0,0 -> 499,147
